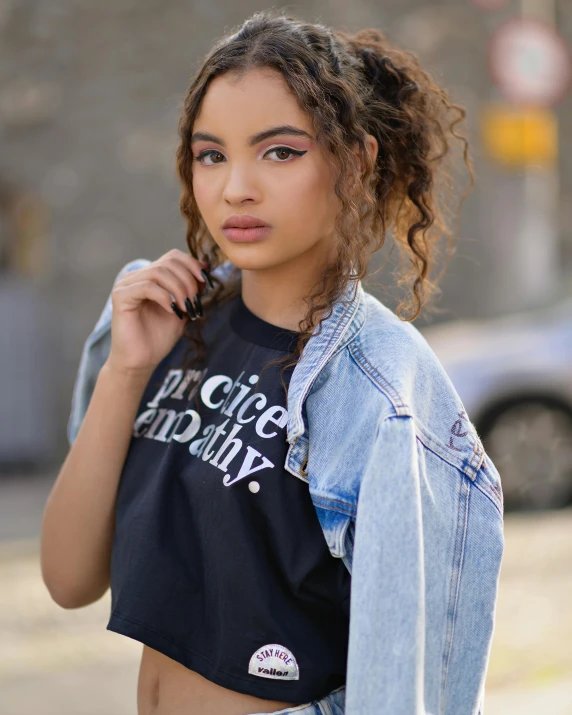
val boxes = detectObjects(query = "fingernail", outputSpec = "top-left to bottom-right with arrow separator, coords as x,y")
184,296 -> 197,320
193,293 -> 203,318
171,301 -> 184,320
200,269 -> 214,290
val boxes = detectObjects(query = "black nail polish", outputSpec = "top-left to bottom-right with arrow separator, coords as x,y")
193,293 -> 203,318
200,269 -> 214,290
171,301 -> 184,320
184,296 -> 197,320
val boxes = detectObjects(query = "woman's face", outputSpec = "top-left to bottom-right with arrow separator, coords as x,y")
190,67 -> 341,273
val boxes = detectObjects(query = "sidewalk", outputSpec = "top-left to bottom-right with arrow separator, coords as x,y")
0,538 -> 141,714
484,508 -> 572,715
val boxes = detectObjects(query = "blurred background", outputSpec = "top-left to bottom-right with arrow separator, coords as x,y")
1,0 -> 571,713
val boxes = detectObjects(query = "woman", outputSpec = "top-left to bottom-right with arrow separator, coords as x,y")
41,10 -> 504,715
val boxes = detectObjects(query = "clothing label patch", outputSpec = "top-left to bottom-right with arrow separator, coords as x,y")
248,643 -> 300,680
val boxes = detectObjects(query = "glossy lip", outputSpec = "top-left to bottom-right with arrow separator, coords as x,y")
221,214 -> 272,242
221,214 -> 271,229
222,226 -> 272,242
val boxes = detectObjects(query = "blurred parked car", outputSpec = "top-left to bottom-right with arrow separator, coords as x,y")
421,298 -> 572,511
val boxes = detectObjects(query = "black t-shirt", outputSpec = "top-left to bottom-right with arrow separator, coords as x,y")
107,291 -> 351,703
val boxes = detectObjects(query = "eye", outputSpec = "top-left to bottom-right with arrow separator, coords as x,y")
264,146 -> 307,162
195,150 -> 225,166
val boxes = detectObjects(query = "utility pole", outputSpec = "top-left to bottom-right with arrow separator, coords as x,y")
518,0 -> 560,310
479,0 -> 569,315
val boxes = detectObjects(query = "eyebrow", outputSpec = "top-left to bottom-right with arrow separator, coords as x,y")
190,124 -> 314,147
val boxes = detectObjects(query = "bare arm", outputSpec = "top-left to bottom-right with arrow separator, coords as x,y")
41,249 -> 208,609
40,362 -> 152,609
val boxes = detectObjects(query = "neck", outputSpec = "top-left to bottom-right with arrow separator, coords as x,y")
240,252 -> 331,333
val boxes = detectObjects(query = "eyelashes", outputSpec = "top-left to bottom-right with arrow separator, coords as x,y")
193,150 -> 223,165
266,147 -> 307,161
193,146 -> 308,166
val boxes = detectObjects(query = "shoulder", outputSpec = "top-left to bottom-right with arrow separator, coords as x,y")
351,291 -> 447,410
346,290 -> 488,483
305,288 -> 503,523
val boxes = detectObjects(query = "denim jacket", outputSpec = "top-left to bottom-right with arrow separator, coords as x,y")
67,258 -> 504,715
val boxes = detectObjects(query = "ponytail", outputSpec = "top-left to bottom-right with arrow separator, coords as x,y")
334,27 -> 474,318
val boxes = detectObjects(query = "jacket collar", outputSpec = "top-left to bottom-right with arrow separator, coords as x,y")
286,277 -> 367,443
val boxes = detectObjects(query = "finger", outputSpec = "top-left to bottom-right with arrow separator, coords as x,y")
164,249 -> 208,287
162,255 -> 206,299
117,265 -> 191,314
118,254 -> 207,296
150,264 -> 197,315
116,269 -> 189,316
112,279 -> 184,317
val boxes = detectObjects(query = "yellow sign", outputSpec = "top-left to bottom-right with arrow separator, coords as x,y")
480,104 -> 558,167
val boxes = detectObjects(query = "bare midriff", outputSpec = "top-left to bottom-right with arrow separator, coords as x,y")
137,645 -> 305,715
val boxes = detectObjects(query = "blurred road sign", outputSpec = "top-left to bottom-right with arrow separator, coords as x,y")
488,17 -> 572,107
480,103 -> 557,166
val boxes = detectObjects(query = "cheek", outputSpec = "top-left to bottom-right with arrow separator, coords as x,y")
274,161 -> 338,233
191,173 -> 216,214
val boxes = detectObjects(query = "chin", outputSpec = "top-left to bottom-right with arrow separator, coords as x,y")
227,256 -> 286,272
221,244 -> 291,272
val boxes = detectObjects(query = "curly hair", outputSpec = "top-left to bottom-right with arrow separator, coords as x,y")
174,9 -> 474,396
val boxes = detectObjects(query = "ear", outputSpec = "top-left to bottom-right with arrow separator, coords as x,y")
351,133 -> 379,179
363,133 -> 378,177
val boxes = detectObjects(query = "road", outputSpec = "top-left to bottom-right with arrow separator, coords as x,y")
0,471 -> 571,714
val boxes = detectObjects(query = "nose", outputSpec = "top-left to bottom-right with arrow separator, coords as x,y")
222,162 -> 262,205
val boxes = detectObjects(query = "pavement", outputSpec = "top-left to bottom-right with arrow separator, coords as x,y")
484,507 -> 572,714
0,470 -> 571,715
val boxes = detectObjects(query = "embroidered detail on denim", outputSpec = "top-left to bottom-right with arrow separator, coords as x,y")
448,410 -> 469,452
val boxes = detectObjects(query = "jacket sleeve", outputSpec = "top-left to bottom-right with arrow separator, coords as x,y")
344,414 -> 503,715
345,414 -> 426,714
66,257 -> 237,447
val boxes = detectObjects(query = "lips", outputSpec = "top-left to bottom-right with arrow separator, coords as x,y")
221,214 -> 272,243
221,214 -> 270,229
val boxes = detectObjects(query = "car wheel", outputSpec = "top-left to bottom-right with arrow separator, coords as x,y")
481,400 -> 572,511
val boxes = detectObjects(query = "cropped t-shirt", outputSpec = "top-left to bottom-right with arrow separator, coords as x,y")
106,291 -> 352,703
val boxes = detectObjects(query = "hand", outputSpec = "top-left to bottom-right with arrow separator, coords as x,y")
105,249 -> 209,377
